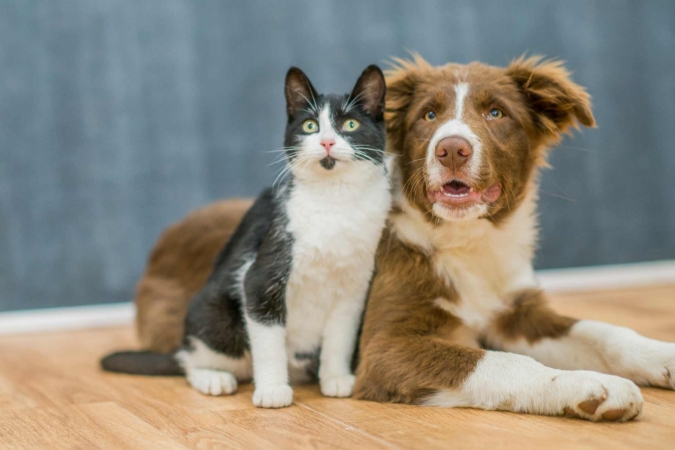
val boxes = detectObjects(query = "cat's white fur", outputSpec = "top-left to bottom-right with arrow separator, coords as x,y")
258,103 -> 391,405
182,103 -> 391,408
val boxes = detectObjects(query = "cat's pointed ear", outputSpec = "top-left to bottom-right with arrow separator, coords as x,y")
285,67 -> 319,118
349,65 -> 386,119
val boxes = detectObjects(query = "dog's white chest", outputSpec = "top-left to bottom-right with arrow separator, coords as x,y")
394,194 -> 539,332
434,221 -> 538,330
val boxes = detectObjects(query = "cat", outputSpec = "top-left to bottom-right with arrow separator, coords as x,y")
101,64 -> 392,409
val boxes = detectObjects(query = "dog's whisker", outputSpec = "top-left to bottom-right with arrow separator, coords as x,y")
540,190 -> 577,202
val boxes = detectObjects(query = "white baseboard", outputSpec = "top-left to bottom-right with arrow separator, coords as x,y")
0,302 -> 135,336
537,259 -> 675,293
1,260 -> 674,336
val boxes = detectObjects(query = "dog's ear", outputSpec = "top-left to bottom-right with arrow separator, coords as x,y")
506,56 -> 595,143
385,54 -> 430,155
285,67 -> 319,118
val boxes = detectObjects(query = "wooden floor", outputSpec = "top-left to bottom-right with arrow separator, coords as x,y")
2,285 -> 675,449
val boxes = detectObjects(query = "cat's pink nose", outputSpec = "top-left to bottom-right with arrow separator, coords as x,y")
320,138 -> 335,153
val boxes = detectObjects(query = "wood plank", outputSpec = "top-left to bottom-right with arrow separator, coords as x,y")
295,386 -> 675,450
550,284 -> 675,341
0,402 -> 188,450
0,284 -> 674,449
0,328 -> 391,449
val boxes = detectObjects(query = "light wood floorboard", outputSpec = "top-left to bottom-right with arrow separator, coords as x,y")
1,285 -> 675,449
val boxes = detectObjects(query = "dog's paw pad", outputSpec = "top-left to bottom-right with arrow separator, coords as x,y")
320,374 -> 355,398
564,406 -> 581,419
578,397 -> 605,415
252,385 -> 293,408
602,408 -> 629,421
559,372 -> 642,422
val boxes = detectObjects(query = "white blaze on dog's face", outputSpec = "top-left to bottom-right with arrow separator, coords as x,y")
385,55 -> 595,223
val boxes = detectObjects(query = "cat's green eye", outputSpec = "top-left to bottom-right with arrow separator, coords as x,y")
342,119 -> 360,132
302,119 -> 319,133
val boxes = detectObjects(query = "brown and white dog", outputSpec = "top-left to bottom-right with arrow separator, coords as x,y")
133,56 -> 675,422
352,55 -> 674,422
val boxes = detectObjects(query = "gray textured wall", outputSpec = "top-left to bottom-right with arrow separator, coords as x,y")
1,0 -> 674,312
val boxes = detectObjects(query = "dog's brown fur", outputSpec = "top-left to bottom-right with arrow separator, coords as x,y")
135,199 -> 251,352
493,289 -> 577,344
353,55 -> 593,403
354,227 -> 484,403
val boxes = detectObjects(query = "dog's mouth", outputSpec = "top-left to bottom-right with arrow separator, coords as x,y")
427,180 -> 502,207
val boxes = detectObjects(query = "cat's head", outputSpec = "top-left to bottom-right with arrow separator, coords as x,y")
282,65 -> 387,180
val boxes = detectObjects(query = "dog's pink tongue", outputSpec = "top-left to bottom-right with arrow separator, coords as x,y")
442,181 -> 471,195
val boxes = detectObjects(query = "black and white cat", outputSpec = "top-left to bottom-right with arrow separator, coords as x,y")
101,65 -> 392,408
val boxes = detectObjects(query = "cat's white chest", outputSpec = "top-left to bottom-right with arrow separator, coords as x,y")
282,171 -> 391,379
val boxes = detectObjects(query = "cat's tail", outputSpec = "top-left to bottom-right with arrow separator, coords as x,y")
100,350 -> 184,376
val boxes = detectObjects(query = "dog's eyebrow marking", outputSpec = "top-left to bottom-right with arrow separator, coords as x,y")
454,83 -> 470,121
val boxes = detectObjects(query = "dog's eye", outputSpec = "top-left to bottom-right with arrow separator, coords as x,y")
424,111 -> 437,122
302,119 -> 319,133
486,108 -> 504,120
342,119 -> 360,132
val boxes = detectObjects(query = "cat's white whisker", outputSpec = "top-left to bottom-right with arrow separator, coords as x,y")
343,90 -> 366,113
291,88 -> 318,115
263,146 -> 302,154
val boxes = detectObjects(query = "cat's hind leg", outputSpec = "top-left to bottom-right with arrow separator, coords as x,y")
179,269 -> 253,396
176,336 -> 253,396
186,369 -> 238,396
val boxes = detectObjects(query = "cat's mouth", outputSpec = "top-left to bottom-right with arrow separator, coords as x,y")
319,156 -> 336,170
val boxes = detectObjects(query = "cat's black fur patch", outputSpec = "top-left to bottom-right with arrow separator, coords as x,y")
294,350 -> 321,380
319,156 -> 336,170
100,350 -> 182,376
182,187 -> 293,358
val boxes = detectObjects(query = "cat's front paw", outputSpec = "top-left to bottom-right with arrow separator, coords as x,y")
252,384 -> 293,408
320,374 -> 355,398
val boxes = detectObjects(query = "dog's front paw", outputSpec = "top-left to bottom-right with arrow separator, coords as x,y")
665,363 -> 675,390
647,343 -> 675,389
555,372 -> 643,422
252,384 -> 293,408
320,374 -> 355,398
624,341 -> 675,389
657,352 -> 675,390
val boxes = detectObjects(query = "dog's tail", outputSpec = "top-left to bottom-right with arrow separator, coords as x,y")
100,350 -> 184,376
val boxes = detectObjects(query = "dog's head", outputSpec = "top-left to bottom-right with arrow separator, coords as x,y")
386,55 -> 595,222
